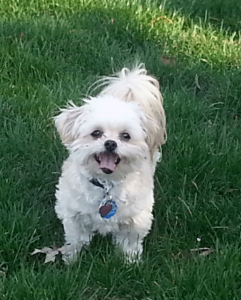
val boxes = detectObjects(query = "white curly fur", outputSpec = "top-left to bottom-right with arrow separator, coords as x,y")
54,65 -> 166,262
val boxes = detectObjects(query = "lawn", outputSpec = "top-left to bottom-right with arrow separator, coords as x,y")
1,0 -> 241,299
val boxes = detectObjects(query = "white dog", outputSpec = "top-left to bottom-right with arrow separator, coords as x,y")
54,64 -> 166,262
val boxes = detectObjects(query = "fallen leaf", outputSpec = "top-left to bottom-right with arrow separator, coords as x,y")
160,55 -> 176,65
174,247 -> 215,260
190,247 -> 211,252
31,247 -> 53,255
31,244 -> 79,263
199,249 -> 214,256
190,247 -> 215,257
31,247 -> 60,263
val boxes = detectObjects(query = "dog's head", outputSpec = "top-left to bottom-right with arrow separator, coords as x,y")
55,96 -> 150,179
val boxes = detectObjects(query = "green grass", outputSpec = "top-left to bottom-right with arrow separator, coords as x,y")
1,0 -> 241,299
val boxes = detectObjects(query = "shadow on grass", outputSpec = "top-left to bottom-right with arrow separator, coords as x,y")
1,2 -> 241,131
158,0 -> 241,33
1,3 -> 240,96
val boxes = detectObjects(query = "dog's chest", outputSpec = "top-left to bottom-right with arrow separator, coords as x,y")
79,183 -> 131,218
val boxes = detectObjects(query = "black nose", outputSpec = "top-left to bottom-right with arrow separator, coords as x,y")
104,140 -> 117,152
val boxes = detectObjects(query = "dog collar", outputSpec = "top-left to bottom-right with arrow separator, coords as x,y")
89,178 -> 117,219
89,178 -> 104,189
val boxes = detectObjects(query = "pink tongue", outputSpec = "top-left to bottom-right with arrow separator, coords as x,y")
99,153 -> 118,172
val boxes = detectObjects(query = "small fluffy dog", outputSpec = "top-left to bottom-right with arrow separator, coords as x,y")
54,64 -> 166,262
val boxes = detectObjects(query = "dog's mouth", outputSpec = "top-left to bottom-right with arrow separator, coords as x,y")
94,152 -> 121,174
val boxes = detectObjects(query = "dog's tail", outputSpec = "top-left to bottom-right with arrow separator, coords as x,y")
96,64 -> 167,157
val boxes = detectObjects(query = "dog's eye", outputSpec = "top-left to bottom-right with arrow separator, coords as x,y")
121,132 -> 131,140
91,130 -> 103,138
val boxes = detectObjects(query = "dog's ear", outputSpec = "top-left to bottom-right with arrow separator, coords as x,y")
54,102 -> 85,145
145,115 -> 167,157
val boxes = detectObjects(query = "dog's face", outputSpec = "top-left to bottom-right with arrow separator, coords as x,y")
55,96 -> 150,179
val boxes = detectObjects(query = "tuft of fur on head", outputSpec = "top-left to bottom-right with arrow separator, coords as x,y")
55,64 -> 166,169
93,64 -> 167,158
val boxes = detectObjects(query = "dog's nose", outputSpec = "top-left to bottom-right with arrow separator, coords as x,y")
104,140 -> 117,152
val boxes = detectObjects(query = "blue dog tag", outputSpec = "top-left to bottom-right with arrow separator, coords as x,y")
99,200 -> 117,219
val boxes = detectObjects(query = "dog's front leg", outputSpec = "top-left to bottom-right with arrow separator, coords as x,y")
62,216 -> 93,263
114,230 -> 144,263
114,213 -> 153,262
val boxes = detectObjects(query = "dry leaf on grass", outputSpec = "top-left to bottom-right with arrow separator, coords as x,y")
174,247 -> 215,260
160,55 -> 176,66
190,247 -> 215,256
31,247 -> 60,263
199,249 -> 215,256
31,244 -> 78,263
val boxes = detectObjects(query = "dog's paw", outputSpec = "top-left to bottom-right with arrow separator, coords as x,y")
58,244 -> 81,264
124,251 -> 143,264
